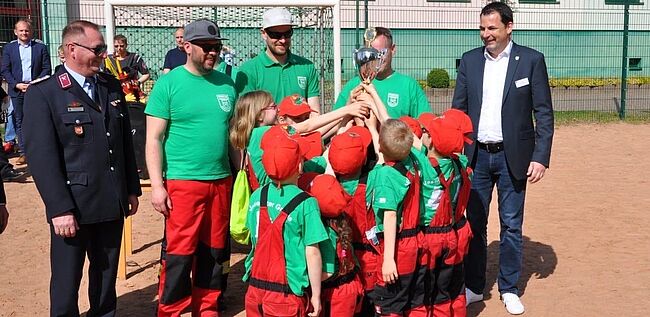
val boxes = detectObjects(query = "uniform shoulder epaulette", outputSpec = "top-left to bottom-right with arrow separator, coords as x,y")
34,39 -> 45,44
9,39 -> 17,43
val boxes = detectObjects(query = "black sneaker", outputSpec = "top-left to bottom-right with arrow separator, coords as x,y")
2,169 -> 25,182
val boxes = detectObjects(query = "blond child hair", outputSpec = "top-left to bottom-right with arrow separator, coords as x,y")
379,119 -> 413,162
229,90 -> 275,150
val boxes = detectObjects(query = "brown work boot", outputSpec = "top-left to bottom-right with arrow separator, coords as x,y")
15,155 -> 26,165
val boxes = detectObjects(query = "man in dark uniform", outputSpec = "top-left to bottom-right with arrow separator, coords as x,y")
22,20 -> 141,317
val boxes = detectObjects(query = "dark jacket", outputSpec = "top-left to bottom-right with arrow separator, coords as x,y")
23,67 -> 141,224
1,39 -> 52,97
452,42 -> 554,180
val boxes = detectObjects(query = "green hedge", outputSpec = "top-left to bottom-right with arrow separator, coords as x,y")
549,77 -> 650,88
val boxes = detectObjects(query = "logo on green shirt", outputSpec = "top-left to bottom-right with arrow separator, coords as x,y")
217,94 -> 232,112
387,93 -> 399,108
297,76 -> 307,89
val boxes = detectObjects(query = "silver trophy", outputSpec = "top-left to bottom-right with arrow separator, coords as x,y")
353,27 -> 386,83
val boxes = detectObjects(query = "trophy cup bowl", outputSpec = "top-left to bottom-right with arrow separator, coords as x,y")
354,47 -> 385,84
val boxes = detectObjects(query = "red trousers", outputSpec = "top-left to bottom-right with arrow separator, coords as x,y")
158,178 -> 232,317
322,274 -> 364,317
245,286 -> 308,317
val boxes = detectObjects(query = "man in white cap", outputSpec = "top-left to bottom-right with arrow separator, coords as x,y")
145,18 -> 236,316
238,7 -> 321,114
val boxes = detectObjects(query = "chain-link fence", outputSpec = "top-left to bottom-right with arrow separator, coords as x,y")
1,0 -> 648,120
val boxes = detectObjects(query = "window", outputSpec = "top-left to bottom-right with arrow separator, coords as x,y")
629,58 -> 642,71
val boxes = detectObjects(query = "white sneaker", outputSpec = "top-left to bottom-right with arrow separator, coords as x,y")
465,288 -> 484,306
501,292 -> 525,315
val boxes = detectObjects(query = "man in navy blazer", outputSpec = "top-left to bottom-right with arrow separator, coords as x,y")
452,2 -> 554,315
0,18 -> 51,164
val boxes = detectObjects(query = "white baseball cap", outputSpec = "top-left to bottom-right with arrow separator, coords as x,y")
262,8 -> 295,29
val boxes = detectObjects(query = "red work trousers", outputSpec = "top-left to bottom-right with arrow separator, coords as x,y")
322,274 -> 364,317
245,286 -> 308,317
157,178 -> 232,317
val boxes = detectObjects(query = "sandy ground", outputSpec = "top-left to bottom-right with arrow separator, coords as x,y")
1,122 -> 649,317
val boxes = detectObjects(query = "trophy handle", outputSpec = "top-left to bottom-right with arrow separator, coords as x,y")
363,27 -> 377,47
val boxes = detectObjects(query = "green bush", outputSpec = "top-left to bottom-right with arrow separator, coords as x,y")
427,68 -> 450,88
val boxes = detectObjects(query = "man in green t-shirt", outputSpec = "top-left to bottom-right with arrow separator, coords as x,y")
334,27 -> 430,118
144,19 -> 236,316
237,8 -> 321,114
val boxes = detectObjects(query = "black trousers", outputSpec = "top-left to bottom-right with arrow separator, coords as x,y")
50,219 -> 123,317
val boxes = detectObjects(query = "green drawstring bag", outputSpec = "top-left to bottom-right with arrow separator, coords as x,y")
230,153 -> 251,245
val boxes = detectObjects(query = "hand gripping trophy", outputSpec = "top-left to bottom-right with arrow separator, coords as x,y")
351,27 -> 386,125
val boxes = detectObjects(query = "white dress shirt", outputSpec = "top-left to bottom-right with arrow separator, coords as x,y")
64,64 -> 95,100
477,41 -> 513,144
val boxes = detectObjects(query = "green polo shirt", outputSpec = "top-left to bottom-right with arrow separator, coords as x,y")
367,164 -> 410,232
238,50 -> 320,103
334,72 -> 430,118
244,184 -> 329,296
145,66 -> 236,180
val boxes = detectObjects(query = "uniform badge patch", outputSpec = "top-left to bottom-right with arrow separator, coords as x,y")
387,93 -> 399,108
74,125 -> 84,136
110,99 -> 121,107
297,76 -> 307,89
67,101 -> 84,112
216,94 -> 232,112
58,73 -> 72,89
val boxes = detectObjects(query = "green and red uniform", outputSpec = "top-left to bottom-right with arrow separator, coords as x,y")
368,161 -> 427,316
320,212 -> 364,317
243,184 -> 328,315
417,152 -> 471,317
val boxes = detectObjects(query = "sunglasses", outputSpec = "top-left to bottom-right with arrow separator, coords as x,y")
262,104 -> 277,111
191,41 -> 223,53
265,29 -> 293,40
72,42 -> 108,56
114,44 -> 125,48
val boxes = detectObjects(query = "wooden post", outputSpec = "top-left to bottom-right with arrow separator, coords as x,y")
124,216 -> 133,256
117,230 -> 127,280
117,216 -> 133,280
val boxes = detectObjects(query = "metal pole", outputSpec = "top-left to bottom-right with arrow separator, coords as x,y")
364,0 -> 368,29
355,0 -> 360,49
41,0 -> 49,45
620,3 -> 630,119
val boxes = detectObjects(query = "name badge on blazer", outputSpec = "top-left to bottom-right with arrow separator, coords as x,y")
515,78 -> 530,88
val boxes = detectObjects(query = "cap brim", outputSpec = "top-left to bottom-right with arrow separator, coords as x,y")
186,36 -> 228,42
263,22 -> 297,29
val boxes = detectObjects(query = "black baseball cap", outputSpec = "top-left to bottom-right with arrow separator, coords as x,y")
184,19 -> 228,42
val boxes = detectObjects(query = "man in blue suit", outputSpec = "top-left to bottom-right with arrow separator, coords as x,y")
1,18 -> 51,165
452,2 -> 554,315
